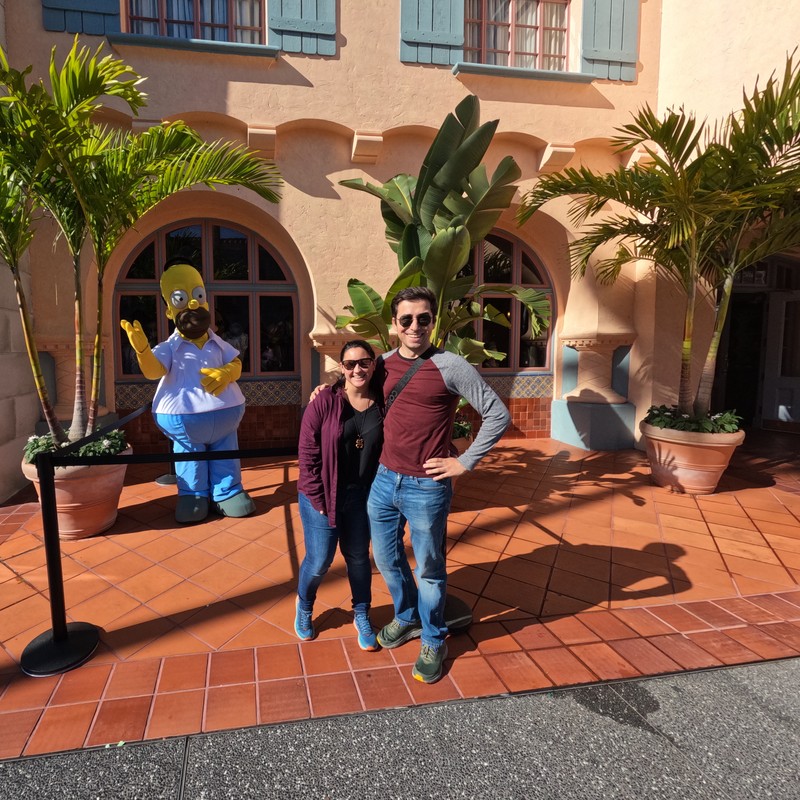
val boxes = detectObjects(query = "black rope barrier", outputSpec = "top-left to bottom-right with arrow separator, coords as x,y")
20,402 -> 297,677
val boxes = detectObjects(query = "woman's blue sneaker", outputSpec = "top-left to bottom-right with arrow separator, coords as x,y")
353,611 -> 378,651
294,598 -> 315,641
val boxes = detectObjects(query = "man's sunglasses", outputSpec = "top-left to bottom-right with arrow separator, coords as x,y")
396,312 -> 433,328
341,357 -> 374,370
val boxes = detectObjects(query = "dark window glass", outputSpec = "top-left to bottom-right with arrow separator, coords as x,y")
119,294 -> 159,375
521,251 -> 544,284
258,245 -> 287,281
125,242 -> 156,280
481,297 -> 512,368
260,296 -> 295,372
166,225 -> 202,267
482,236 -> 514,282
213,226 -> 249,280
519,299 -> 550,368
214,295 -> 251,372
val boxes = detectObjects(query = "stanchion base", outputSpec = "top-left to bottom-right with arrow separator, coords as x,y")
20,622 -> 100,677
155,474 -> 177,486
444,593 -> 473,634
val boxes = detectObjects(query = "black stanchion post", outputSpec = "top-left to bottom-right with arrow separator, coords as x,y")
155,459 -> 177,486
20,451 -> 100,677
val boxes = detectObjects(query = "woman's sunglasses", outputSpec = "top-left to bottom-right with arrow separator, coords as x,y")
396,312 -> 432,328
341,357 -> 374,370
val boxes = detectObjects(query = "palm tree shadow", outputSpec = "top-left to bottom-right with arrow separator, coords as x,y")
447,538 -> 690,650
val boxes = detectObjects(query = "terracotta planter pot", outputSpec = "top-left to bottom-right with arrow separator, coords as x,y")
639,422 -> 745,495
21,447 -> 132,540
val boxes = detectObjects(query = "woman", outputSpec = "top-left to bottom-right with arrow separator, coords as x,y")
295,340 -> 384,649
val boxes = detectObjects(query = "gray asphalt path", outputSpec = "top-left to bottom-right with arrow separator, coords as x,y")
1,658 -> 798,799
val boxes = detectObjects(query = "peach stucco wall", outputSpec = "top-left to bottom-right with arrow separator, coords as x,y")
658,0 -> 800,121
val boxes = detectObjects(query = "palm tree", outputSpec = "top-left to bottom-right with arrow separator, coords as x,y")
0,40 -> 282,446
0,160 -> 63,440
518,56 -> 800,423
337,95 -> 550,363
0,39 -> 145,445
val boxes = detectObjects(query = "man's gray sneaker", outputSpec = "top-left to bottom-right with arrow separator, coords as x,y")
411,642 -> 448,684
376,618 -> 422,649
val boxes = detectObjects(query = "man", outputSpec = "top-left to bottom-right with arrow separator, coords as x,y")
368,286 -> 510,683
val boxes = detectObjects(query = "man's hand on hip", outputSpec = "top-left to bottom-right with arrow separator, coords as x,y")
423,457 -> 467,481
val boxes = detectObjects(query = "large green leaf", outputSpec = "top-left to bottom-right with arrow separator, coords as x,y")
344,278 -> 384,317
476,285 -> 551,337
418,119 -> 499,231
414,96 -> 480,220
382,257 -> 425,323
423,225 -> 472,303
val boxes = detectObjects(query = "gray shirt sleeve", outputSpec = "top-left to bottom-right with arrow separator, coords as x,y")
431,351 -> 511,471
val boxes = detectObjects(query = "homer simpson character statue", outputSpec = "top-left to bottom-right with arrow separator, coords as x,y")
121,259 -> 256,524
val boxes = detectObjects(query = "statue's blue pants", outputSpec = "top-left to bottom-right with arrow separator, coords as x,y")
154,405 -> 245,502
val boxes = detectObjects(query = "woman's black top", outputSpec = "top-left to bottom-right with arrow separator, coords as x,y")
339,402 -> 383,490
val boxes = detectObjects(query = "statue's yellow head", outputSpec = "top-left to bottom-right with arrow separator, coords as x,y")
160,263 -> 210,339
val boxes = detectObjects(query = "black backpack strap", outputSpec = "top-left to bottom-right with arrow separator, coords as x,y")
385,347 -> 434,412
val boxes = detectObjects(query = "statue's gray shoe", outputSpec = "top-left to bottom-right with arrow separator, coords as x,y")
215,491 -> 256,518
175,495 -> 209,524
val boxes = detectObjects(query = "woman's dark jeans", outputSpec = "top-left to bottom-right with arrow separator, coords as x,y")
297,487 -> 372,613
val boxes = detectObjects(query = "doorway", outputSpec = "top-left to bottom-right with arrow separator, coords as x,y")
715,258 -> 800,432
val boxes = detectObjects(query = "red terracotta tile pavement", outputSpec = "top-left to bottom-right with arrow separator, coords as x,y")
0,438 -> 799,759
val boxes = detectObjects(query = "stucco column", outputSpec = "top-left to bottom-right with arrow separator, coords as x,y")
552,262 -> 638,450
561,334 -> 633,404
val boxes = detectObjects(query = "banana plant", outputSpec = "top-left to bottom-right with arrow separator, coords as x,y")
337,95 -> 550,363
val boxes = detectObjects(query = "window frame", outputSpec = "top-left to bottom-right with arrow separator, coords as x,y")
114,218 -> 299,381
465,231 -> 554,374
126,0 -> 266,44
464,0 -> 570,72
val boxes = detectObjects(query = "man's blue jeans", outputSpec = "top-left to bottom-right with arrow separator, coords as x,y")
368,465 -> 453,648
297,488 -> 372,614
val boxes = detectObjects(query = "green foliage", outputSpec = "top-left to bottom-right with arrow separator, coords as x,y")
643,405 -> 742,434
338,95 -> 550,363
452,416 -> 473,440
23,428 -> 128,464
0,38 -> 282,447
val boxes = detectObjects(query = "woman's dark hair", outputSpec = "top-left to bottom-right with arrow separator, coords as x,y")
339,339 -> 375,361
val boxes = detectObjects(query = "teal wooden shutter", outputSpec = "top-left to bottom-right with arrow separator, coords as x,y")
268,0 -> 337,56
42,0 -> 121,34
582,0 -> 640,82
400,0 -> 464,66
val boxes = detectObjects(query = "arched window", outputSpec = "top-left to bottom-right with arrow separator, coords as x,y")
462,232 -> 553,372
114,220 -> 297,380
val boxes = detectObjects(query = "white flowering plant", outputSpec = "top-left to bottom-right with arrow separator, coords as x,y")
23,429 -> 128,465
643,405 -> 742,434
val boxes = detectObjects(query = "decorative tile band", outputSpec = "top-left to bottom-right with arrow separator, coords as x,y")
486,374 -> 554,399
115,380 -> 302,408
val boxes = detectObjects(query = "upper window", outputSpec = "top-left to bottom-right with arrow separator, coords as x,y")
461,233 -> 553,372
127,0 -> 264,44
115,220 -> 297,379
464,0 -> 569,70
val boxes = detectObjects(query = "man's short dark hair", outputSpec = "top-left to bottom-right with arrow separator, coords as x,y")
391,286 -> 438,318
